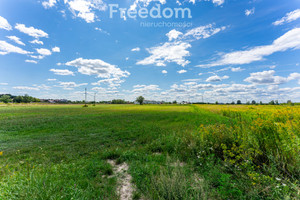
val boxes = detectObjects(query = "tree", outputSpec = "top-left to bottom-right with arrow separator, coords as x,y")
0,95 -> 12,103
269,100 -> 275,105
237,100 -> 242,104
111,99 -> 126,104
215,101 -> 219,104
231,101 -> 235,105
260,101 -> 263,105
172,100 -> 177,104
136,96 -> 145,105
252,100 -> 256,105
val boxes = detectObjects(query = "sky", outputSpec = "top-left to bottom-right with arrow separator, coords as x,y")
0,0 -> 300,103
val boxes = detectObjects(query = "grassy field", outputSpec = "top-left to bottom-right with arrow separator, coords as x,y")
0,104 -> 299,199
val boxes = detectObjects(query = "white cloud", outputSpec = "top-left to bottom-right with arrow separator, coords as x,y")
177,69 -> 187,74
30,39 -> 44,45
183,24 -> 227,41
0,83 -> 8,86
131,47 -> 140,52
198,73 -> 203,76
132,84 -> 160,93
13,86 -> 39,91
25,60 -> 38,64
58,81 -> 87,90
130,0 -> 166,10
231,67 -> 244,72
50,69 -> 75,76
211,0 -> 224,6
66,58 -> 130,88
15,24 -> 48,38
66,58 -> 130,79
0,41 -> 31,55
47,78 -> 57,81
199,28 -> 300,67
95,27 -> 110,35
183,0 -> 225,6
206,75 -> 229,82
67,0 -> 107,23
30,55 -> 44,59
245,8 -> 255,16
137,42 -> 191,67
92,77 -> 125,88
166,29 -> 183,41
138,24 -> 226,67
36,48 -> 52,56
6,36 -> 25,46
0,16 -> 12,31
42,0 -> 57,9
162,70 -> 168,74
244,70 -> 288,85
273,9 -> 300,26
52,46 -> 60,52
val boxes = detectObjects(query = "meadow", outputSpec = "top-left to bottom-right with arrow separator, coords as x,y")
0,104 -> 299,199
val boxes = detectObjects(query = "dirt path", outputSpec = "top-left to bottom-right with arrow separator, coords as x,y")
108,160 -> 134,200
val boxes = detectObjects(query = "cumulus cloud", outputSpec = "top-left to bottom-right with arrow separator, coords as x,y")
15,24 -> 48,38
30,39 -> 44,45
52,46 -> 60,52
0,16 -> 12,30
131,47 -> 140,52
25,60 -> 38,64
244,70 -> 290,85
130,0 -> 166,10
0,83 -> 8,86
166,29 -> 183,41
198,28 -> 300,67
177,69 -> 187,74
66,58 -> 130,88
0,41 -> 31,55
137,42 -> 191,67
211,0 -> 224,6
206,75 -> 229,82
183,24 -> 227,41
273,9 -> 300,25
58,81 -> 87,90
245,8 -> 255,16
50,69 -> 75,76
183,0 -> 225,6
162,70 -> 168,74
67,0 -> 107,23
36,48 -> 52,56
66,58 -> 130,78
138,24 -> 226,67
231,67 -> 244,72
42,0 -> 57,9
47,78 -> 57,81
6,36 -> 25,46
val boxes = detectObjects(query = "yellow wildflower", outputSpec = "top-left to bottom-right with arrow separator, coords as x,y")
0,151 -> 3,156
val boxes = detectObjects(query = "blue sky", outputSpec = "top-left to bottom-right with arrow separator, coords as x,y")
0,0 -> 300,103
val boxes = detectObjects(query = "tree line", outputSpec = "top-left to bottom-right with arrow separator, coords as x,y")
0,94 -> 40,103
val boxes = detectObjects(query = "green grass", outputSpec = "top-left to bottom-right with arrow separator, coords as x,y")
0,104 -> 299,199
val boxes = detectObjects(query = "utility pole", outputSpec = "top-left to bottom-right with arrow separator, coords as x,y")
93,92 -> 96,106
